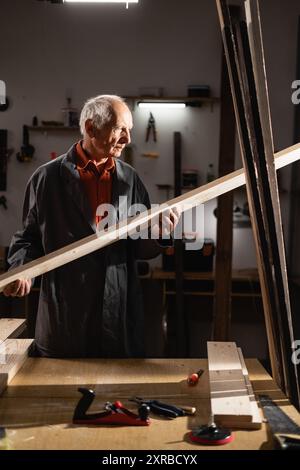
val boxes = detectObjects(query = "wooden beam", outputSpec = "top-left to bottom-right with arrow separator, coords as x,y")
0,143 -> 299,294
244,0 -> 299,407
173,132 -> 187,356
212,5 -> 239,341
0,318 -> 26,344
216,0 -> 300,407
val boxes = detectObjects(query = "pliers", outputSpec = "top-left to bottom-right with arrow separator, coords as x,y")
146,112 -> 157,142
129,396 -> 186,419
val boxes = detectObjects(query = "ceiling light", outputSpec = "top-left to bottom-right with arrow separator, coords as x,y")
138,102 -> 186,109
63,1 -> 139,3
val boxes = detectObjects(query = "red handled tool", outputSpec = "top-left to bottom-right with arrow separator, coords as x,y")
73,388 -> 150,426
187,369 -> 204,386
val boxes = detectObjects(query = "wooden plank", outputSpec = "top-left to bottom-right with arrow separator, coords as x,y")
216,0 -> 300,408
0,318 -> 26,344
237,347 -> 262,426
207,342 -> 252,422
243,0 -> 299,407
216,0 -> 281,395
217,348 -> 262,429
173,131 -> 186,357
0,338 -> 33,395
208,341 -> 244,371
212,6 -> 238,341
0,143 -> 299,294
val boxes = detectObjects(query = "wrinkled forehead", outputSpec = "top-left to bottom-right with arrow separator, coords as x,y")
110,102 -> 133,127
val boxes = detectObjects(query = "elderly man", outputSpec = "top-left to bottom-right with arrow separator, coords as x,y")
4,95 -> 179,358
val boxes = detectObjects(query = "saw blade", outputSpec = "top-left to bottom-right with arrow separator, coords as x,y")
258,395 -> 300,435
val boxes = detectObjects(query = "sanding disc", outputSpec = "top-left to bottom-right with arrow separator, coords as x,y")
189,424 -> 234,445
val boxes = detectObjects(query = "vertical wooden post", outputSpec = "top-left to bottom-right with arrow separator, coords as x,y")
174,132 -> 187,357
212,6 -> 238,341
0,130 -> 7,191
216,0 -> 300,407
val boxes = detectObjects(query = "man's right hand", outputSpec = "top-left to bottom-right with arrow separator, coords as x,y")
3,279 -> 32,297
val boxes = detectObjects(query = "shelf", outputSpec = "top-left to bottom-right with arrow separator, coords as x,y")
28,126 -> 80,131
151,268 -> 260,281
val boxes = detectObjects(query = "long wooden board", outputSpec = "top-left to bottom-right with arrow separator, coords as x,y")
0,143 -> 299,294
216,0 -> 281,391
216,0 -> 300,408
0,318 -> 26,344
243,0 -> 299,406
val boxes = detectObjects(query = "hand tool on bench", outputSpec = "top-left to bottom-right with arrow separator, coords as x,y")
187,369 -> 204,386
129,396 -> 193,418
258,395 -> 300,450
73,388 -> 150,426
189,416 -> 234,446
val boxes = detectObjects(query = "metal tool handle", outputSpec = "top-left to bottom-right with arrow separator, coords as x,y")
275,434 -> 300,450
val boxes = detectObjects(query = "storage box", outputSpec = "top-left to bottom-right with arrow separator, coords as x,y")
162,238 -> 215,272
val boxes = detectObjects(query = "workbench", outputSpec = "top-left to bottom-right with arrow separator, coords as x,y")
0,357 -> 300,450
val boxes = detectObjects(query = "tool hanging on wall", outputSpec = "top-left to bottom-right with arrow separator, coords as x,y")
0,130 -> 8,191
0,195 -> 7,210
16,125 -> 35,163
145,112 -> 157,142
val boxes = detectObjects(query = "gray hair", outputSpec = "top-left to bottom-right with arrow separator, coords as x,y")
79,94 -> 126,136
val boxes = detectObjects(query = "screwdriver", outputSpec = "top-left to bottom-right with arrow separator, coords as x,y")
187,369 -> 204,386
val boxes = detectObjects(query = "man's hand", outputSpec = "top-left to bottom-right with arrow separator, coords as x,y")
3,279 -> 32,297
151,207 -> 182,238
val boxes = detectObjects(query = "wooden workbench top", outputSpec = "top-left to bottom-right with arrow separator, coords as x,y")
0,358 -> 299,450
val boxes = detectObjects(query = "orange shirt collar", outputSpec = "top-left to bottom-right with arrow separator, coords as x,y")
75,141 -> 115,174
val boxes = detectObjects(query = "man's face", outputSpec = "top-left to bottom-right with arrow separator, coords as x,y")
91,102 -> 133,159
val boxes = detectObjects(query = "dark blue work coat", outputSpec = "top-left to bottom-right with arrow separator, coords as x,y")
8,144 -> 158,357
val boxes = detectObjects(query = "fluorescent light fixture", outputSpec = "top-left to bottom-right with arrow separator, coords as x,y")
138,102 -> 186,109
63,1 -> 139,3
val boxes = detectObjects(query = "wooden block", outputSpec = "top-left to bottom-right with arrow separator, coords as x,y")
207,342 -> 253,422
216,348 -> 262,429
0,318 -> 26,344
207,342 -> 245,371
0,338 -> 33,395
237,347 -> 262,428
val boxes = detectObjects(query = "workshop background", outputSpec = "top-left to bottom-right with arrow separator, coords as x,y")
0,0 -> 300,365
